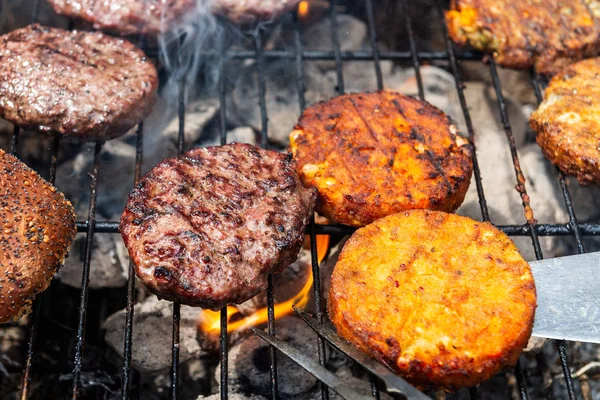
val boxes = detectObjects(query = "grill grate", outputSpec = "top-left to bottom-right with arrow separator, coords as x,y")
3,0 -> 599,399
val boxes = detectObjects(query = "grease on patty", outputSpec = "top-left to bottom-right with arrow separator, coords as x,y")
289,91 -> 473,227
328,210 -> 536,389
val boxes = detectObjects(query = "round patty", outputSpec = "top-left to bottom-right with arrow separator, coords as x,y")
447,0 -> 600,75
120,143 -> 315,310
213,0 -> 301,26
328,210 -> 536,389
48,0 -> 196,36
0,24 -> 158,141
0,149 -> 77,323
530,58 -> 600,185
289,91 -> 473,227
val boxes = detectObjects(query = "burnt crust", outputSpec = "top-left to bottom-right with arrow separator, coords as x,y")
120,143 -> 315,310
0,149 -> 77,323
446,0 -> 600,75
530,57 -> 600,185
0,24 -> 158,141
289,91 -> 473,227
328,210 -> 536,389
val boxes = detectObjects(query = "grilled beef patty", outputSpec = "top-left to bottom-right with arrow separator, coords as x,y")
120,143 -> 315,310
213,0 -> 301,26
0,24 -> 158,141
0,149 -> 77,323
447,0 -> 600,75
48,0 -> 196,36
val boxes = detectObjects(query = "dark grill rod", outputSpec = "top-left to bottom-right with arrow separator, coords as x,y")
20,134 -> 61,400
293,15 -> 329,400
74,220 -> 600,237
514,360 -> 530,400
402,0 -> 424,100
10,126 -> 19,155
294,18 -> 306,113
363,0 -> 383,91
530,71 -> 586,254
31,0 -> 41,23
71,140 -> 103,399
530,71 -> 585,397
160,49 -> 482,61
330,0 -> 344,94
169,36 -> 187,400
434,0 -> 490,222
310,215 -> 330,400
121,121 -> 145,399
488,59 -> 579,399
217,36 -> 229,400
254,32 -> 269,149
253,29 -> 279,398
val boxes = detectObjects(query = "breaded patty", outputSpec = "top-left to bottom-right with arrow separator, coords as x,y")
289,91 -> 473,227
447,0 -> 600,75
0,149 -> 77,323
530,58 -> 600,185
120,143 -> 315,310
328,210 -> 536,389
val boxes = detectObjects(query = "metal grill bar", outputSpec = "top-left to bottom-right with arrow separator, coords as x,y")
73,220 -> 600,236
72,140 -> 103,399
7,1 -> 600,399
120,121 -> 145,399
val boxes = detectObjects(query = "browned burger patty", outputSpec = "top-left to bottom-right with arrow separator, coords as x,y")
530,58 -> 600,185
120,143 -> 315,310
328,210 -> 536,389
0,24 -> 158,141
289,91 -> 473,227
447,0 -> 600,75
213,0 -> 301,26
48,0 -> 196,36
0,149 -> 76,323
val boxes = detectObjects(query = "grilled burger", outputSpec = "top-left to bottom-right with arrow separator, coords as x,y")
120,143 -> 315,310
0,24 -> 158,141
446,0 -> 600,75
289,91 -> 473,227
213,0 -> 301,26
0,149 -> 76,323
530,57 -> 600,185
48,0 -> 196,37
328,210 -> 536,389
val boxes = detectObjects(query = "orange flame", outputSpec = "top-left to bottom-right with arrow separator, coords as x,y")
199,234 -> 329,334
298,1 -> 310,20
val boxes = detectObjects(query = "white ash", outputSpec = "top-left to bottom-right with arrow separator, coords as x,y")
197,394 -> 267,400
202,126 -> 258,148
56,233 -> 129,289
103,296 -> 206,373
236,247 -> 311,316
143,97 -> 220,172
215,316 -> 321,397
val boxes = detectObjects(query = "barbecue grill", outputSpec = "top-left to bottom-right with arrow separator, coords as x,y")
1,0 -> 598,399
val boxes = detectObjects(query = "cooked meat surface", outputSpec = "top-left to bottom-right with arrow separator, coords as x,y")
328,210 -> 536,389
0,24 -> 158,141
530,58 -> 600,185
446,0 -> 600,75
0,149 -> 76,323
213,0 -> 301,26
289,91 -> 473,227
120,143 -> 315,310
48,0 -> 196,36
